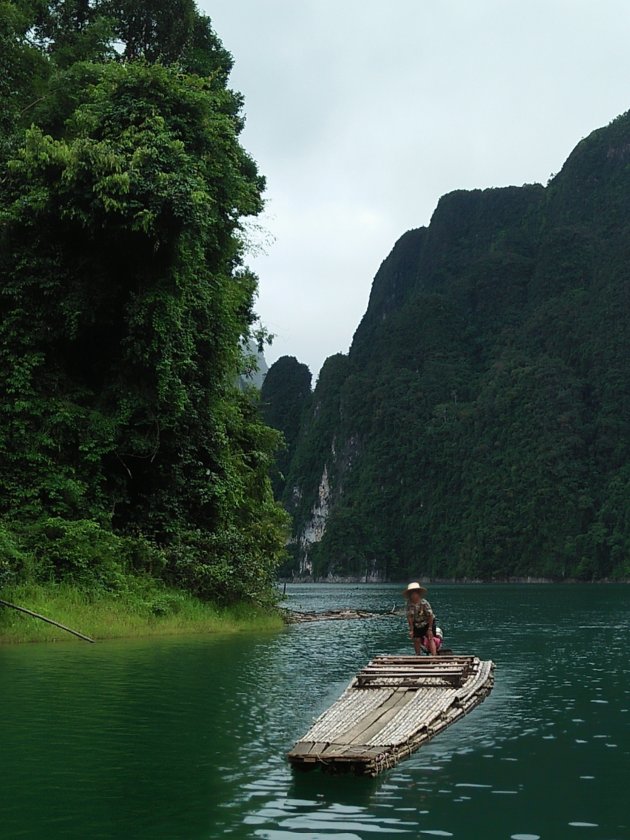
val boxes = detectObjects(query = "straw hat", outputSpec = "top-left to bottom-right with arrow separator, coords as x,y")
403,581 -> 428,597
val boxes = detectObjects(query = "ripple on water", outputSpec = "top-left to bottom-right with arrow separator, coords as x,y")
3,583 -> 630,840
254,833 -> 361,839
454,783 -> 492,789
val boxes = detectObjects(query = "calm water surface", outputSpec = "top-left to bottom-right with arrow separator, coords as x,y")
1,584 -> 629,839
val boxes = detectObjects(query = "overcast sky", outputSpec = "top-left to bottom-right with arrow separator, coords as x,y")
203,0 -> 630,377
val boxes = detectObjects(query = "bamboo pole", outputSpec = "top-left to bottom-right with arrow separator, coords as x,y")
0,598 -> 95,643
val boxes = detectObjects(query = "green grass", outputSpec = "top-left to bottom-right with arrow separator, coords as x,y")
0,580 -> 284,644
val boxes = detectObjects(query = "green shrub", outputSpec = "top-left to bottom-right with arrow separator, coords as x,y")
166,525 -> 284,605
0,523 -> 24,587
27,518 -> 128,591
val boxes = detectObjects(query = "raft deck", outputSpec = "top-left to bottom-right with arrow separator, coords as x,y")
288,655 -> 494,776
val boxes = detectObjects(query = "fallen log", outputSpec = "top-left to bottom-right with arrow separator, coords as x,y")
0,598 -> 95,643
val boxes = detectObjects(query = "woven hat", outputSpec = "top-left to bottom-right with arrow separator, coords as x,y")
403,581 -> 428,597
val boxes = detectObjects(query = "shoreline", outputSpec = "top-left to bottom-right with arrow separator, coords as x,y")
0,582 -> 284,645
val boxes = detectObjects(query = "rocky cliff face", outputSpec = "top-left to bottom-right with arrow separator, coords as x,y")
275,109 -> 630,582
295,464 -> 330,575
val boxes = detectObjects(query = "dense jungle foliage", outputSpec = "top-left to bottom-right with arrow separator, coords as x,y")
266,112 -> 630,581
0,0 -> 289,603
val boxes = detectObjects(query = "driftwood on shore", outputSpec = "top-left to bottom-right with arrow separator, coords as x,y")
285,607 -> 400,624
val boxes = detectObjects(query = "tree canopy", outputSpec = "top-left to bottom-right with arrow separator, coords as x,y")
0,0 -> 288,601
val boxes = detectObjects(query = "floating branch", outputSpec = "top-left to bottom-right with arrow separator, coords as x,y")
285,608 -> 397,624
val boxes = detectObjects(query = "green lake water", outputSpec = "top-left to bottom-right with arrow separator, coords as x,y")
1,584 -> 629,839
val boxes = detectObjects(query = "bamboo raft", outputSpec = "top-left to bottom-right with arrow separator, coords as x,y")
288,655 -> 494,776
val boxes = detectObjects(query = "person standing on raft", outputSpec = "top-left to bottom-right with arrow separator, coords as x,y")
404,582 -> 440,656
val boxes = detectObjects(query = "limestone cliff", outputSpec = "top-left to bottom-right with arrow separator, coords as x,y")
273,109 -> 630,582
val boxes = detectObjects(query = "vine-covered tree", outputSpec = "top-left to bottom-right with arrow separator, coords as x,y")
0,0 -> 288,601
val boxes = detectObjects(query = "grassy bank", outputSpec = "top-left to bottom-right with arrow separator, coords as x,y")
0,581 -> 284,644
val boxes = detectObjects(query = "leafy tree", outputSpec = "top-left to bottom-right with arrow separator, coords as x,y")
28,0 -> 114,68
0,1 -> 288,601
0,1 -> 50,133
105,0 -> 196,63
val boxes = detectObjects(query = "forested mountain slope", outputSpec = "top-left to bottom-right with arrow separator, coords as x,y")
268,111 -> 630,581
260,356 -> 312,497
